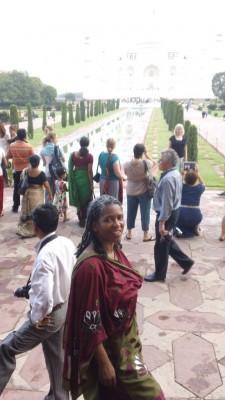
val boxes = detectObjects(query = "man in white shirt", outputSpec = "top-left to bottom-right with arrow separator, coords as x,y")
0,204 -> 76,400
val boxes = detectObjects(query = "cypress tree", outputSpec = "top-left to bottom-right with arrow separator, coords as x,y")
87,100 -> 90,118
184,120 -> 191,140
90,101 -> 93,117
98,100 -> 102,114
168,101 -> 177,131
175,105 -> 184,125
75,103 -> 81,123
188,125 -> 198,161
68,103 -> 74,125
27,103 -> 34,139
101,102 -> 104,114
9,104 -> 19,129
61,102 -> 67,128
42,105 -> 47,131
116,98 -> 120,109
94,101 -> 98,116
80,100 -> 86,121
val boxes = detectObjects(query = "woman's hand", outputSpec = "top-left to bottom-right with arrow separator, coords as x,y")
94,343 -> 116,387
98,360 -> 116,387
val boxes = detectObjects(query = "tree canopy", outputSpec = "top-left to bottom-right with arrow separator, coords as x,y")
212,72 -> 225,102
0,70 -> 57,107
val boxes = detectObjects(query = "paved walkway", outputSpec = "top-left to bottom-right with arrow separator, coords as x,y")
1,107 -> 225,399
184,107 -> 225,158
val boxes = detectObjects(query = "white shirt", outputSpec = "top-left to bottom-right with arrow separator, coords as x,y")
29,233 -> 76,323
0,133 -> 10,153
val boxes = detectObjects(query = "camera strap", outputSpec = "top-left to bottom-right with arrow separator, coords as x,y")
26,234 -> 58,286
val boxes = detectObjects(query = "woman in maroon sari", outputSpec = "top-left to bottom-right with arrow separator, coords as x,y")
63,195 -> 165,400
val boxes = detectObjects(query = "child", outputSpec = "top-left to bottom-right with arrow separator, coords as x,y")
53,167 -> 69,222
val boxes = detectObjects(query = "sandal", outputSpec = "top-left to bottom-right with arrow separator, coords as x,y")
125,234 -> 132,240
143,235 -> 156,242
0,212 -> 4,217
219,235 -> 225,242
63,217 -> 70,222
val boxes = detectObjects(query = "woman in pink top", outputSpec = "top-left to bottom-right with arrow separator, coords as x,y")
124,143 -> 155,242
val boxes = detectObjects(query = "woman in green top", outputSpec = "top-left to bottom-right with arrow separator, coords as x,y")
68,136 -> 93,227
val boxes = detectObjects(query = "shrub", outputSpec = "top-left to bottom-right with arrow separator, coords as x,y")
90,101 -> 93,117
9,104 -> 19,129
61,102 -> 67,127
208,103 -> 217,110
68,104 -> 74,126
50,111 -> 55,120
188,124 -> 198,161
214,112 -> 218,117
184,120 -> 191,141
75,103 -> 81,123
27,103 -> 34,139
87,101 -> 90,118
80,100 -> 86,121
0,111 -> 10,123
54,102 -> 62,111
42,105 -> 47,131
198,106 -> 203,111
94,101 -> 98,116
219,104 -> 225,110
208,110 -> 212,114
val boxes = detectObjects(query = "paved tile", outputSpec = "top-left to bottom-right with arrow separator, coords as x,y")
148,311 -> 225,333
168,278 -> 203,310
173,333 -> 222,397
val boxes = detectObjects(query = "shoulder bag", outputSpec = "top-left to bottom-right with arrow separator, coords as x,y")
18,168 -> 29,195
143,160 -> 158,198
93,152 -> 103,183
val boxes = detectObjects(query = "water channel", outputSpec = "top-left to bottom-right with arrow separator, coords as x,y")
59,106 -> 153,172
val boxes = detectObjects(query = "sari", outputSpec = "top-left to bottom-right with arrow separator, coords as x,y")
17,170 -> 46,238
68,152 -> 93,225
63,251 -> 165,400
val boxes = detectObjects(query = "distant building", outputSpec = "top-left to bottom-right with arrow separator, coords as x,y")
80,32 -> 225,100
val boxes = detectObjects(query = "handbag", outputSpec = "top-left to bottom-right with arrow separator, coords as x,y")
143,160 -> 157,198
93,152 -> 103,183
18,168 -> 29,195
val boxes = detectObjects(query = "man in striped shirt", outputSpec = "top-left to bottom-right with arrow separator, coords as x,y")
6,129 -> 34,212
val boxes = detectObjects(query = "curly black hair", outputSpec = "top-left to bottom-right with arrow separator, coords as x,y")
76,195 -> 122,258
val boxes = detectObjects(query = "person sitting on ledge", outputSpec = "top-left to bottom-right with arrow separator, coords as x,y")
174,166 -> 205,238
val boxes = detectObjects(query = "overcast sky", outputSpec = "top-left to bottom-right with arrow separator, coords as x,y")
1,0 -> 225,93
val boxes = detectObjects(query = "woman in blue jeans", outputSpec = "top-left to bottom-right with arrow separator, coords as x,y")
124,143 -> 155,242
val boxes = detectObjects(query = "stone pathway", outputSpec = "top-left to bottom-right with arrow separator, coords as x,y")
1,107 -> 225,399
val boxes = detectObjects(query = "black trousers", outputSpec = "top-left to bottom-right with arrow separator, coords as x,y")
12,171 -> 22,211
154,210 -> 193,279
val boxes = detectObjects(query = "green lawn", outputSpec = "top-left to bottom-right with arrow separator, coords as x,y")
145,108 -> 225,188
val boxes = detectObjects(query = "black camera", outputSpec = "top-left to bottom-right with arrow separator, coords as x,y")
14,285 -> 31,299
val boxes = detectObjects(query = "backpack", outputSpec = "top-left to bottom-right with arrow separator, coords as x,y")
49,145 -> 66,179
